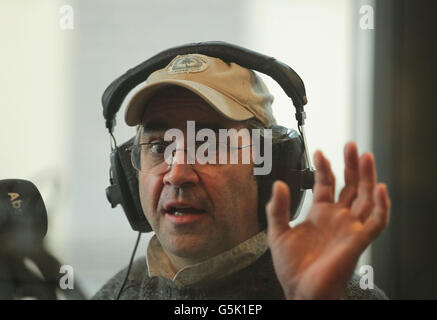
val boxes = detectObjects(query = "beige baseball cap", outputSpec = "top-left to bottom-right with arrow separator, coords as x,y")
124,54 -> 276,126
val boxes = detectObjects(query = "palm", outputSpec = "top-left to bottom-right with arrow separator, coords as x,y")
266,143 -> 390,300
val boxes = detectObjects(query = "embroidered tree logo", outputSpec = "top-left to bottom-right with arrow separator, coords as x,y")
168,55 -> 208,74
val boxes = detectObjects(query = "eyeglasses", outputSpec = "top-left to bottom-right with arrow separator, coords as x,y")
130,140 -> 253,174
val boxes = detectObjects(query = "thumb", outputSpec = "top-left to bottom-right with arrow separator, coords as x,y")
266,180 -> 291,239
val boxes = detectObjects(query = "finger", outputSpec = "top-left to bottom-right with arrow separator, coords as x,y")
266,180 -> 291,239
313,150 -> 336,203
350,153 -> 377,221
338,142 -> 359,207
357,153 -> 377,198
362,183 -> 391,241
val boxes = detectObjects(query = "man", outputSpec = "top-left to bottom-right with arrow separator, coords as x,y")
93,54 -> 390,299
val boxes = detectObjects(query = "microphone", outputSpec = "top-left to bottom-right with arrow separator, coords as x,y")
0,179 -> 85,299
0,179 -> 47,257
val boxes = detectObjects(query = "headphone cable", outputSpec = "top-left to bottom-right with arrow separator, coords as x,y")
115,231 -> 142,300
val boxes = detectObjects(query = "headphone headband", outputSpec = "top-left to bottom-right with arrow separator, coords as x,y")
102,41 -> 308,132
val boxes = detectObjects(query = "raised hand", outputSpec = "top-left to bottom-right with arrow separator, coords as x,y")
266,142 -> 390,300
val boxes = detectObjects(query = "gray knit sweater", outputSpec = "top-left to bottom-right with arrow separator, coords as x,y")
92,251 -> 388,300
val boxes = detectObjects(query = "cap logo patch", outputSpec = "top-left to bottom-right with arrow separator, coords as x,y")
166,55 -> 208,74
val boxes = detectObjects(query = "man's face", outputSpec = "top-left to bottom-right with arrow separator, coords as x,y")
138,88 -> 260,262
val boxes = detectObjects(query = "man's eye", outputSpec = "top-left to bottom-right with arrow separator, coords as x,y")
149,143 -> 167,154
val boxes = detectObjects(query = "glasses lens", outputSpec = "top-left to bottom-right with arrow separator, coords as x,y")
130,145 -> 142,171
131,144 -> 169,174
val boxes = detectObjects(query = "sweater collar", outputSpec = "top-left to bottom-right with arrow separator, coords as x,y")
146,230 -> 268,287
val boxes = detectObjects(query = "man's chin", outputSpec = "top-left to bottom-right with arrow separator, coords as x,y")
161,234 -> 219,262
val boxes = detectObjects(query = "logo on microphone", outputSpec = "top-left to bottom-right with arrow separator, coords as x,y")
8,192 -> 22,211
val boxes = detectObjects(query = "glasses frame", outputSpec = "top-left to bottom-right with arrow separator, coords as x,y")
129,141 -> 254,174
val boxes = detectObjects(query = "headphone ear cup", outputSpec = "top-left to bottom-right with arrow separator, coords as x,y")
275,127 -> 308,220
106,138 -> 152,232
257,125 -> 308,227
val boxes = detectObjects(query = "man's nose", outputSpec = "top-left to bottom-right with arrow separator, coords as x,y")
163,149 -> 199,188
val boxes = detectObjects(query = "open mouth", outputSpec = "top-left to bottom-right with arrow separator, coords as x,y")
168,207 -> 206,216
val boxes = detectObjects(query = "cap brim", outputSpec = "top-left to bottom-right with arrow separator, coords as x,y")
124,79 -> 255,126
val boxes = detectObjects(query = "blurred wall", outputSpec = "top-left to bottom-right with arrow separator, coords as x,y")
372,0 -> 437,299
0,0 -> 73,273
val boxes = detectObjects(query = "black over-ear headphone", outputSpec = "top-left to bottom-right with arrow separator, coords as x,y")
102,41 -> 315,233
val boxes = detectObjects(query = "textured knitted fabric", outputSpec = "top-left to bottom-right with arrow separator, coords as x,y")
92,251 -> 388,300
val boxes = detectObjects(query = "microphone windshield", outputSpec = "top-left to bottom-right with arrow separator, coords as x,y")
0,179 -> 48,254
